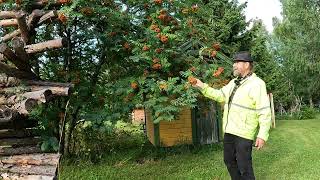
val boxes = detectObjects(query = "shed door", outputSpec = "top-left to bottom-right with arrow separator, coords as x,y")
193,101 -> 220,144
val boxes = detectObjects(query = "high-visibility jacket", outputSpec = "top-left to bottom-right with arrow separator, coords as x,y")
200,73 -> 271,141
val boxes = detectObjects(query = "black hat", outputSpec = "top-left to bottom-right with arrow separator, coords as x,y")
233,51 -> 253,62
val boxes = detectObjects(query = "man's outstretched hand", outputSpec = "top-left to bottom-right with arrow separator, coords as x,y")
191,78 -> 205,89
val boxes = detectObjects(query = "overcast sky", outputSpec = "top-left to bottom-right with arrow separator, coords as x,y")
238,0 -> 282,32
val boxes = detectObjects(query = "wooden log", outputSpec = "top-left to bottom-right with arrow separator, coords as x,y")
15,11 -> 29,43
38,10 -> 58,25
31,86 -> 71,96
0,11 -> 16,19
12,37 -> 29,63
1,29 -> 21,43
0,174 -> 54,180
26,80 -> 73,87
0,86 -> 30,94
0,19 -> 18,27
0,106 -> 13,123
0,145 -> 42,156
0,119 -> 38,130
1,153 -> 60,166
0,74 -> 20,87
0,86 -> 71,96
32,0 -> 72,7
0,137 -> 41,146
0,43 -> 31,72
0,53 -> 4,61
25,38 -> 67,54
6,89 -> 53,105
0,163 -> 57,176
27,9 -> 45,29
0,129 -> 39,138
0,61 -> 38,80
12,98 -> 38,115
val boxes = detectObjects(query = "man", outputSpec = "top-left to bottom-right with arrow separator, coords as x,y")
193,51 -> 271,180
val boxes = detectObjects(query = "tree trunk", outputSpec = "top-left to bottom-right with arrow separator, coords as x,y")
309,97 -> 314,108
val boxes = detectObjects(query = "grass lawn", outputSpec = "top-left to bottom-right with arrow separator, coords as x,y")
59,120 -> 320,180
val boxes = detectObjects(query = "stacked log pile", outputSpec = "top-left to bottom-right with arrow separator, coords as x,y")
0,0 -> 73,179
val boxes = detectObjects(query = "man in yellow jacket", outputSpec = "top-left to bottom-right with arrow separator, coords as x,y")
193,51 -> 271,180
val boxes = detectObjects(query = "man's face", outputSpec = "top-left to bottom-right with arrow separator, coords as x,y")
233,61 -> 249,77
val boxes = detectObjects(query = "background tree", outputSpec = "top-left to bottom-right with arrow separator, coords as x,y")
273,0 -> 320,112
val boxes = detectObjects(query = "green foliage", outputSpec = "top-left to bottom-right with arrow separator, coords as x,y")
272,0 -> 320,110
29,100 -> 65,152
276,106 -> 318,120
69,119 -> 145,162
109,0 -> 250,123
41,136 -> 60,152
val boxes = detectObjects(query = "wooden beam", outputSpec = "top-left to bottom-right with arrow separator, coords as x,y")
0,129 -> 39,138
25,80 -> 73,87
27,9 -> 45,29
0,53 -> 4,61
0,19 -> 18,27
1,153 -> 60,166
0,146 -> 42,156
12,37 -> 29,63
25,38 -> 67,54
0,61 -> 37,80
1,29 -> 21,43
12,98 -> 38,115
0,119 -> 38,130
8,89 -> 53,104
0,43 -> 31,72
32,0 -> 71,7
0,137 -> 41,146
0,163 -> 57,176
0,11 -> 16,19
15,11 -> 29,43
38,10 -> 58,25
0,106 -> 13,123
0,75 -> 21,87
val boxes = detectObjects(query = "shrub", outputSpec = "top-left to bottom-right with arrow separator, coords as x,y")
70,119 -> 146,162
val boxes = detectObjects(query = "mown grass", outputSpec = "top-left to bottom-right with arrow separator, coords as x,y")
59,120 -> 320,180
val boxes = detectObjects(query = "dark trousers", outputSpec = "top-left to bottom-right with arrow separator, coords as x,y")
223,133 -> 255,180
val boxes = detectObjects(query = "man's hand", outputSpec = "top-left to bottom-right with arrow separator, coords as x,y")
192,78 -> 205,89
255,138 -> 265,150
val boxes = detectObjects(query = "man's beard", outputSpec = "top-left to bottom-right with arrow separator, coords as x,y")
233,70 -> 240,77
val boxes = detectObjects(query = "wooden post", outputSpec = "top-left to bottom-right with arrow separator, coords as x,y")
269,93 -> 276,128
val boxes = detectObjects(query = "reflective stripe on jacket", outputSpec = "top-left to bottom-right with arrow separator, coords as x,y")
200,73 -> 271,141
